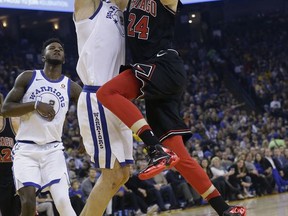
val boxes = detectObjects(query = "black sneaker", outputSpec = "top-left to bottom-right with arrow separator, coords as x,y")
138,144 -> 180,180
147,144 -> 171,166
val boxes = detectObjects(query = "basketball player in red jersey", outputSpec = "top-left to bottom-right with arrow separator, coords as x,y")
0,93 -> 21,216
97,0 -> 246,215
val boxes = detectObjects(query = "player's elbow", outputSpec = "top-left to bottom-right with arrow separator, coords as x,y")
0,105 -> 8,117
1,103 -> 14,117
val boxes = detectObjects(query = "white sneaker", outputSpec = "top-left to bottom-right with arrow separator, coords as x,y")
245,192 -> 255,198
147,204 -> 159,215
135,209 -> 144,216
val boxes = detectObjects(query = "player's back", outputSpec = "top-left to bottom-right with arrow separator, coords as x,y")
74,0 -> 125,86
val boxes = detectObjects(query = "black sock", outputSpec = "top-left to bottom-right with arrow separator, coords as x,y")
208,196 -> 230,216
138,129 -> 160,147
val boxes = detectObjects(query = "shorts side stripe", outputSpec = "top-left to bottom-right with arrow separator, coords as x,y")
86,92 -> 100,168
98,101 -> 111,168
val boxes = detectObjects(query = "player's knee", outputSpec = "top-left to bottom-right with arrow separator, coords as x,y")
119,167 -> 130,184
107,168 -> 130,189
97,85 -> 110,103
113,170 -> 129,188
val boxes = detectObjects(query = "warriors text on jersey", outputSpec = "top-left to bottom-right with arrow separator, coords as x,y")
74,0 -> 125,85
15,70 -> 70,145
127,0 -> 176,62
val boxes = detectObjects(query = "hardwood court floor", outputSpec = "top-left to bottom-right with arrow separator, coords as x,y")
158,192 -> 288,216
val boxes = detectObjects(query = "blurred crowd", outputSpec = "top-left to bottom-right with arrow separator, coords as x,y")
0,12 -> 288,216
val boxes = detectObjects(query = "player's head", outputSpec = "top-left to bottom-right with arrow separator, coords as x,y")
41,38 -> 65,65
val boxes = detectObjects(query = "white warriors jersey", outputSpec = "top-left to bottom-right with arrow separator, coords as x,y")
16,70 -> 70,145
74,0 -> 125,85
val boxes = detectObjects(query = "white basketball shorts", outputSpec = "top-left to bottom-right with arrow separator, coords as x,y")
77,86 -> 134,169
12,141 -> 69,193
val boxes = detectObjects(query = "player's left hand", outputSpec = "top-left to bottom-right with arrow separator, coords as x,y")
36,101 -> 55,121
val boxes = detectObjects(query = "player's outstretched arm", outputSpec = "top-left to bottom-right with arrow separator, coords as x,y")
114,0 -> 129,11
74,0 -> 101,21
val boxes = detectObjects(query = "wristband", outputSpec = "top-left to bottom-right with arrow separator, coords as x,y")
34,100 -> 39,110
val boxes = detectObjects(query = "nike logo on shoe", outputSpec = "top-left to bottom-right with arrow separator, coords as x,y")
156,52 -> 166,57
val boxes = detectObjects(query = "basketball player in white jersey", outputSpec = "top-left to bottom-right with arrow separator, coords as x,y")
74,1 -> 133,216
1,38 -> 82,216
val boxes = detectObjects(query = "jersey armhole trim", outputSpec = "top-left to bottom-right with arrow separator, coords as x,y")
90,1 -> 103,20
25,70 -> 36,93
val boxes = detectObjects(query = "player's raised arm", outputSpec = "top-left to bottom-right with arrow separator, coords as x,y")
74,0 -> 101,21
159,0 -> 179,12
114,0 -> 129,11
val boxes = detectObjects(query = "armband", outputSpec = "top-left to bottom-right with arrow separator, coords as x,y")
34,100 -> 39,110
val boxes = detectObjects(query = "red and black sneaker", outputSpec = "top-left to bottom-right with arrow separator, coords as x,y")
138,144 -> 180,180
223,206 -> 247,216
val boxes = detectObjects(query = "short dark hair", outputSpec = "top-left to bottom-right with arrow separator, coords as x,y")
42,38 -> 64,55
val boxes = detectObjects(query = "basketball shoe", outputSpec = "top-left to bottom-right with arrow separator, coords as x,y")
223,206 -> 247,216
138,144 -> 180,180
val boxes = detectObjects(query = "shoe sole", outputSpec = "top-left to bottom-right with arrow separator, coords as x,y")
138,150 -> 180,180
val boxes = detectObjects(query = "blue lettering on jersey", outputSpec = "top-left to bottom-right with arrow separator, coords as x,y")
93,112 -> 104,149
29,86 -> 66,114
106,6 -> 125,37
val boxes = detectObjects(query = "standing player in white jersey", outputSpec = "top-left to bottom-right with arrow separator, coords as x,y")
1,38 -> 82,216
73,0 -> 133,216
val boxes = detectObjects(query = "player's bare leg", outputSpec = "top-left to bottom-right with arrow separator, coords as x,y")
49,175 -> 77,216
80,161 -> 130,216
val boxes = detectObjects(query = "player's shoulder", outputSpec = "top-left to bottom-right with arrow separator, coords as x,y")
14,70 -> 35,85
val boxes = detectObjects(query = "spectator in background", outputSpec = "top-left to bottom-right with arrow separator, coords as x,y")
165,167 -> 201,208
272,148 -> 288,179
201,158 -> 234,201
124,165 -> 159,214
81,167 -> 100,202
244,152 -> 272,196
228,159 -> 253,199
153,172 -> 180,210
263,148 -> 288,192
270,94 -> 281,116
36,193 -> 54,216
69,179 -> 85,215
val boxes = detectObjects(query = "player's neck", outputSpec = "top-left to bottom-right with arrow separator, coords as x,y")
43,65 -> 63,80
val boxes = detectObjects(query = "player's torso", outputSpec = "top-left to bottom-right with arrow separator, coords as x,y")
0,117 -> 16,179
74,1 -> 125,86
16,70 -> 70,145
126,0 -> 175,62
